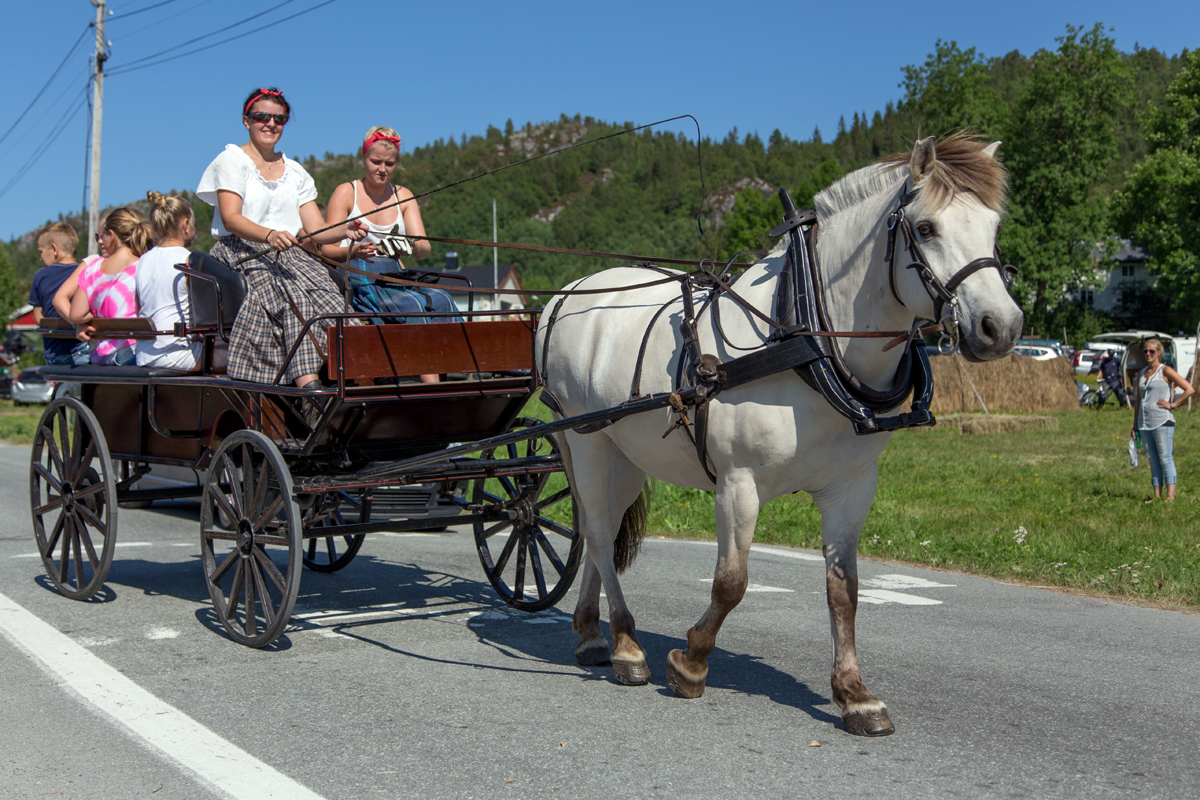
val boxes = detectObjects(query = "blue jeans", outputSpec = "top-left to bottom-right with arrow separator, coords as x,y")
1142,425 -> 1177,487
45,342 -> 89,365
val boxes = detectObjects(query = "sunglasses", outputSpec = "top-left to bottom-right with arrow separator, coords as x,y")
247,111 -> 288,125
1144,348 -> 1159,355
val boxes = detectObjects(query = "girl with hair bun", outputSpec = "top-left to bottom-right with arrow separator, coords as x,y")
136,191 -> 202,370
53,206 -> 152,365
324,126 -> 458,382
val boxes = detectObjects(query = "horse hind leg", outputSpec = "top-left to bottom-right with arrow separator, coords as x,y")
563,433 -> 651,684
666,470 -> 757,699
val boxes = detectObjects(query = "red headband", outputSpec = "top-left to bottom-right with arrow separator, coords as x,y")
244,88 -> 284,115
362,131 -> 401,155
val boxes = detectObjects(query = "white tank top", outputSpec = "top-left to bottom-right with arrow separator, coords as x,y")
340,181 -> 412,275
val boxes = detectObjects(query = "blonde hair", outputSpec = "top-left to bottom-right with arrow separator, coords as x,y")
145,191 -> 193,243
103,207 -> 154,257
37,222 -> 79,257
363,126 -> 401,149
1146,338 -> 1164,355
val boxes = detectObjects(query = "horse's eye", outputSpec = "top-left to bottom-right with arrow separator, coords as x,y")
916,221 -> 935,238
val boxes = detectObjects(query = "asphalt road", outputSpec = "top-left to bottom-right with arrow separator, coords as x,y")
1,441 -> 1197,800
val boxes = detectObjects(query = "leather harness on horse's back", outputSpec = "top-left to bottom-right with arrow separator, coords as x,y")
539,186 -> 1015,485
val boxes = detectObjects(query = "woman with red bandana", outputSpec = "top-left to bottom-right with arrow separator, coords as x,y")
196,87 -> 364,389
323,126 -> 458,332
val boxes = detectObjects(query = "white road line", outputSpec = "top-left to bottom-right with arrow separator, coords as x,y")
10,541 -> 154,559
671,540 -> 825,562
0,590 -> 327,800
858,589 -> 942,606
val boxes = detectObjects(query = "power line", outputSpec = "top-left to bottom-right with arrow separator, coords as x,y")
114,0 -> 221,40
0,24 -> 92,148
0,89 -> 89,202
106,0 -> 304,73
108,0 -> 185,20
107,0 -> 340,76
0,65 -> 90,162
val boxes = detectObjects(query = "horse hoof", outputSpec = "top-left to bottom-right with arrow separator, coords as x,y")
843,709 -> 895,737
666,648 -> 707,699
575,645 -> 612,666
611,657 -> 650,685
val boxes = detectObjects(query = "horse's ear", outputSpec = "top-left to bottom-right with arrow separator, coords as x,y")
910,137 -> 937,182
983,141 -> 1002,158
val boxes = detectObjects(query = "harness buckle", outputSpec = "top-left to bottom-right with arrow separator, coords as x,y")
887,207 -> 904,231
935,299 -> 961,355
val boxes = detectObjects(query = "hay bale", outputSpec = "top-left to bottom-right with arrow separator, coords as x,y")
955,414 -> 1058,434
928,353 -> 1078,413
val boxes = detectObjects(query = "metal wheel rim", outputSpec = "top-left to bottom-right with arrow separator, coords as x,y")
301,492 -> 367,573
30,397 -> 118,600
200,430 -> 301,648
472,417 -> 581,612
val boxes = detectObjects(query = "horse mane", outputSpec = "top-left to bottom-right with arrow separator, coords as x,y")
814,132 -> 1008,223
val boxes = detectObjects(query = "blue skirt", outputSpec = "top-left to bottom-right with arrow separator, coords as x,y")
349,274 -> 460,325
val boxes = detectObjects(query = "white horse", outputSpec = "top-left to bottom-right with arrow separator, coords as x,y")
535,135 -> 1022,736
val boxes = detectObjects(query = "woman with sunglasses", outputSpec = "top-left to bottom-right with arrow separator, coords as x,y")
196,87 -> 364,389
1132,338 -> 1195,503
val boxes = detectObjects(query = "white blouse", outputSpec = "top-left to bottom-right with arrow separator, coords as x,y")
196,144 -> 318,237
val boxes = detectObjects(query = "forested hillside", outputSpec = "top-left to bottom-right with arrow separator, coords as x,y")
3,24 -> 1194,344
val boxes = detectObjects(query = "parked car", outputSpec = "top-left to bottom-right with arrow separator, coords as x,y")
1072,349 -> 1102,375
11,366 -> 56,405
1013,345 -> 1059,361
1092,330 -> 1197,389
1017,338 -> 1069,358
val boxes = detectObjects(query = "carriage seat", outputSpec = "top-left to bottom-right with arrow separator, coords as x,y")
40,364 -> 191,381
183,251 -> 248,333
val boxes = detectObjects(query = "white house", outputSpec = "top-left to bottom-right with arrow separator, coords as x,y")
1077,240 -> 1150,314
431,252 -> 526,318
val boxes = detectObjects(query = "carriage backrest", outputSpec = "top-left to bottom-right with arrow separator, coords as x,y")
327,319 -> 534,380
185,251 -> 247,331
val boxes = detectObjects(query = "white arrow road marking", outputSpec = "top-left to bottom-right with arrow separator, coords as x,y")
857,589 -> 943,605
0,590 -> 327,800
862,574 -> 955,590
700,579 -> 794,593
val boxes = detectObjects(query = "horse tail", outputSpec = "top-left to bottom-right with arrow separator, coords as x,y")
613,480 -> 652,574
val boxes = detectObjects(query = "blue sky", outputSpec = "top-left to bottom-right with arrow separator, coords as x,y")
1,0 -> 1196,242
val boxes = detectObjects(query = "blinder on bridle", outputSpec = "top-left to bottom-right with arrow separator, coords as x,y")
884,184 -> 1017,353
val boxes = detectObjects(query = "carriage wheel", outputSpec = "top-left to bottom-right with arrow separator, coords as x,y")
301,492 -> 367,573
472,417 -> 581,612
200,430 -> 301,648
30,397 -> 118,600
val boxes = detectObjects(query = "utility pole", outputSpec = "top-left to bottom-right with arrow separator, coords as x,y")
492,198 -> 498,292
87,0 -> 107,256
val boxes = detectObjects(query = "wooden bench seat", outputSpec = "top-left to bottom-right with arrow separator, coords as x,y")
38,317 -> 162,339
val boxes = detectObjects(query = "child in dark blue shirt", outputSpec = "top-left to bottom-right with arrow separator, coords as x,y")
30,222 -> 88,365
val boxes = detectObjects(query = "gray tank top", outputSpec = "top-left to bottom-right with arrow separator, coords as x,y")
1139,365 -> 1175,430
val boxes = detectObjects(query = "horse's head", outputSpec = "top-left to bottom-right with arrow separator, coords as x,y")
892,135 -> 1023,362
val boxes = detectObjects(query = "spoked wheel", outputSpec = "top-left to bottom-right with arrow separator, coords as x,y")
301,492 -> 366,573
200,430 -> 301,648
30,398 -> 118,600
472,417 -> 581,611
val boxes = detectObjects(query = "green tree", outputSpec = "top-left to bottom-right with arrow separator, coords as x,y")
901,39 -> 1008,138
1111,49 -> 1200,317
0,244 -> 24,324
724,187 -> 783,255
999,23 -> 1135,323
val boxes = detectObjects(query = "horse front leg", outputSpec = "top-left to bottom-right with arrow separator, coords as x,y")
666,470 -> 759,698
816,467 -> 895,736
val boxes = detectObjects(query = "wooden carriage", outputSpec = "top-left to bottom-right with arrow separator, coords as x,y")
31,252 -> 579,647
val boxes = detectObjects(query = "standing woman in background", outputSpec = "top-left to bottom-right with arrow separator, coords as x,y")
196,87 -> 363,388
1132,338 -> 1195,503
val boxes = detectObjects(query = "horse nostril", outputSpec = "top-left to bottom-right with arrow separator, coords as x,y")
978,314 -> 998,344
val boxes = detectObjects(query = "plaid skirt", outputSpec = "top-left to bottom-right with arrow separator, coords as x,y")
210,237 -> 349,385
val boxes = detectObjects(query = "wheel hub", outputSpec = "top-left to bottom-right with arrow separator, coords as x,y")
61,480 -> 75,514
236,519 -> 255,555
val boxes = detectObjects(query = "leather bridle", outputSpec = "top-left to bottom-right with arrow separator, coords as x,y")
884,183 -> 1017,350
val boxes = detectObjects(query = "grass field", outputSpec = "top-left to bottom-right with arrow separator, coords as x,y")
5,393 -> 1195,609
